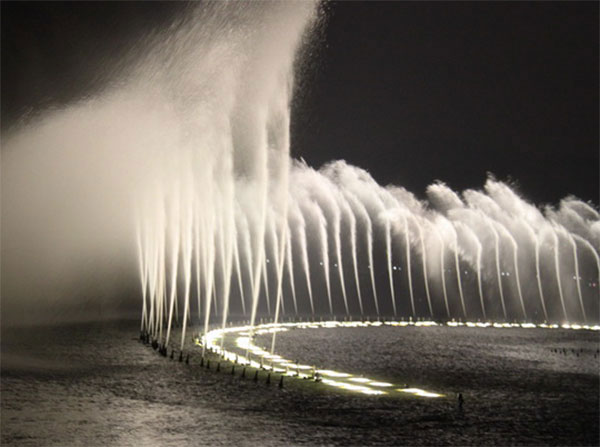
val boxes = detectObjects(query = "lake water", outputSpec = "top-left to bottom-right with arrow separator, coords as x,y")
2,321 -> 598,446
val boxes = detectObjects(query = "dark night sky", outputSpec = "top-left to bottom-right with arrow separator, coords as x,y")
3,1 -> 599,206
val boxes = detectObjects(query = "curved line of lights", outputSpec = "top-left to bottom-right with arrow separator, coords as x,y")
198,320 -> 599,397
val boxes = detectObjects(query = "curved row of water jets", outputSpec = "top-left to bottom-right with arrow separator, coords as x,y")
136,159 -> 599,355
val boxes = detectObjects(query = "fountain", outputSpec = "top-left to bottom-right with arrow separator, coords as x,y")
3,1 -> 597,358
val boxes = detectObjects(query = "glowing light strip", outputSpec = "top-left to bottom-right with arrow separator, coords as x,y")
398,388 -> 443,398
198,319 -> 598,399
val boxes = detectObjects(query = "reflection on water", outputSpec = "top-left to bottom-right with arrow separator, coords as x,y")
2,321 -> 599,446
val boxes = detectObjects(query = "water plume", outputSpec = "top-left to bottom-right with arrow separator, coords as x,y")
4,2 -> 599,354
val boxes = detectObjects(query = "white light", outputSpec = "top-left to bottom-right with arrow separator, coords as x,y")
200,319 -> 600,406
369,381 -> 393,387
398,388 -> 443,398
317,369 -> 351,378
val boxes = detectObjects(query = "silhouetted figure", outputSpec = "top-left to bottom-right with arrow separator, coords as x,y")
231,365 -> 235,375
179,352 -> 183,362
253,370 -> 259,382
185,354 -> 189,364
279,375 -> 284,388
170,350 -> 174,359
458,393 -> 464,411
216,362 -> 221,372
200,357 -> 204,367
206,359 -> 210,370
266,373 -> 271,385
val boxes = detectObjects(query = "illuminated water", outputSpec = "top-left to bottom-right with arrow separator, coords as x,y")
2,322 -> 598,446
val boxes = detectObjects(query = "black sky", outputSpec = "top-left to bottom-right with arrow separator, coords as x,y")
3,1 -> 598,206
292,1 -> 599,206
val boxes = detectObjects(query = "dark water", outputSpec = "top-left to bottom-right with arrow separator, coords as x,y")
2,321 -> 598,446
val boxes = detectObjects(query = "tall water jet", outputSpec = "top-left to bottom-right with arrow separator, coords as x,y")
333,213 -> 350,316
219,200 -> 236,349
262,253 -> 272,315
346,194 -> 379,315
432,223 -> 450,318
572,234 -> 600,284
475,240 -> 485,321
146,225 -> 156,336
202,187 -> 217,357
247,182 -> 269,348
521,221 -> 549,321
232,228 -> 246,315
411,215 -> 433,318
486,218 -> 507,320
268,213 -> 287,317
285,229 -> 298,315
404,216 -> 416,317
511,243 -> 527,321
383,216 -> 397,317
450,224 -> 467,319
179,181 -> 194,351
499,225 -> 527,320
165,187 -> 181,348
270,218 -> 289,354
297,221 -> 314,314
241,213 -> 256,316
194,201 -> 203,322
456,222 -> 486,320
567,232 -> 586,323
159,232 -> 167,341
268,217 -> 282,315
345,202 -> 363,315
550,227 -> 568,321
314,203 -> 333,314
136,217 -> 148,332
